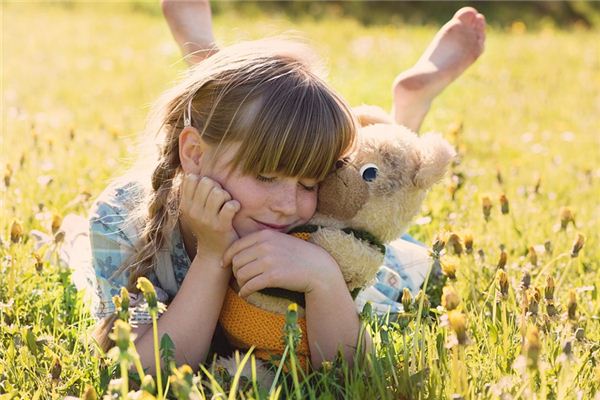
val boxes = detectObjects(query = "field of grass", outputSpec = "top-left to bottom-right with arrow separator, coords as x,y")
2,2 -> 599,399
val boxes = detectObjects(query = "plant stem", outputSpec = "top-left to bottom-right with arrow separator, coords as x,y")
152,313 -> 163,399
120,358 -> 129,398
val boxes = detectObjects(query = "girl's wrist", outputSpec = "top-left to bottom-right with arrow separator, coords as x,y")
308,252 -> 344,294
192,250 -> 229,274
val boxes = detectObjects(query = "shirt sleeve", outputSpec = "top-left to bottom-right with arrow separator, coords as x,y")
89,192 -> 138,321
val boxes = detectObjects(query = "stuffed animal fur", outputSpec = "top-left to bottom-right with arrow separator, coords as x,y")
243,105 -> 456,315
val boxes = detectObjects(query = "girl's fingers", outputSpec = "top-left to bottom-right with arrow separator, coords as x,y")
218,200 -> 239,226
223,231 -> 262,267
233,259 -> 262,288
192,177 -> 220,210
238,274 -> 269,298
205,186 -> 232,214
230,245 -> 259,275
181,173 -> 199,207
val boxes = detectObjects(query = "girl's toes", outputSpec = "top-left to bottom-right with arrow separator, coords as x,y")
454,7 -> 478,24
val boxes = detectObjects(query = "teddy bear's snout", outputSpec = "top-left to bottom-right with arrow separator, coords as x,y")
317,166 -> 369,220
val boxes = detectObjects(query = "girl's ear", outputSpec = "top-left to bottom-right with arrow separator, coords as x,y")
179,127 -> 209,174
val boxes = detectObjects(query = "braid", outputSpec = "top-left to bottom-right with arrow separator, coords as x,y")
127,136 -> 181,291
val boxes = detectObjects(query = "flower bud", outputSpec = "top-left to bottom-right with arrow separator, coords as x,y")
442,286 -> 460,311
546,301 -> 558,317
401,288 -> 412,312
112,295 -> 121,312
497,270 -> 509,298
3,164 -> 12,188
109,319 -> 131,352
446,232 -> 463,256
570,233 -> 585,258
528,246 -> 538,267
544,276 -> 555,301
51,213 -> 62,235
447,310 -> 468,345
544,240 -> 553,255
497,249 -> 507,270
432,236 -> 446,254
559,207 -> 575,230
136,277 -> 157,313
462,231 -> 473,254
33,252 -> 44,273
50,356 -> 62,382
567,290 -> 577,320
520,272 -> 531,290
528,288 -> 540,316
481,195 -> 492,221
141,375 -> 156,394
562,340 -> 572,357
499,194 -> 510,215
414,290 -> 431,316
441,259 -> 457,280
10,220 -> 23,243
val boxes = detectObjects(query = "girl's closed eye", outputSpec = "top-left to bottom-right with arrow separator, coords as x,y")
299,181 -> 318,192
256,174 -> 317,192
256,174 -> 276,183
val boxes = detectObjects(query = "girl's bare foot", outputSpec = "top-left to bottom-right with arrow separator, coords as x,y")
393,7 -> 486,132
161,0 -> 218,66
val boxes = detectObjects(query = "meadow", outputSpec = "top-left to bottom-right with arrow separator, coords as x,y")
1,2 -> 599,399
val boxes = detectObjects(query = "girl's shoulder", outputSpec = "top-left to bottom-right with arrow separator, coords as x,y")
88,179 -> 148,248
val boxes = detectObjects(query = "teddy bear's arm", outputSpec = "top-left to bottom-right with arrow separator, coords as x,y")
310,227 -> 384,292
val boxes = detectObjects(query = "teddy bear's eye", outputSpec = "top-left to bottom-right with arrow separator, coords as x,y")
359,163 -> 379,182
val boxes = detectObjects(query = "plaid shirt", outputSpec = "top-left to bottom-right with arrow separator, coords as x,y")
88,180 -> 191,323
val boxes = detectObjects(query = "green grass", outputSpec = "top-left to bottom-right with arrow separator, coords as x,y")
2,3 -> 599,399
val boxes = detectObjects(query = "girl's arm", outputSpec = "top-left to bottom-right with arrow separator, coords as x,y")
132,174 -> 240,373
224,230 -> 372,369
132,253 -> 230,374
304,267 -> 372,367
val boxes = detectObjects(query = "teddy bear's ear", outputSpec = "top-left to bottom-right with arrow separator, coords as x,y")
353,105 -> 394,127
413,133 -> 456,189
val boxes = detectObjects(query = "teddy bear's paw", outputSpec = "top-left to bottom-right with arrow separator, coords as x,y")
311,227 -> 384,291
246,292 -> 306,317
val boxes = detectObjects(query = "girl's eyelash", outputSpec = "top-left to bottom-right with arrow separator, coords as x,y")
257,175 -> 317,191
256,175 -> 276,182
301,183 -> 317,192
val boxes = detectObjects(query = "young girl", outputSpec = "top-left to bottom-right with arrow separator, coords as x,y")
91,39 -> 361,372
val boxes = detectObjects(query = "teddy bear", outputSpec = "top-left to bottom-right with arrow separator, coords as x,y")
217,105 -> 456,372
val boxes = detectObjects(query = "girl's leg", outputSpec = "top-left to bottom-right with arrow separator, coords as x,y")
162,2 -> 485,133
392,7 -> 486,132
161,0 -> 218,66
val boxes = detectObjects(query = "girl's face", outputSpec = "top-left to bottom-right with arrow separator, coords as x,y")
200,145 -> 319,237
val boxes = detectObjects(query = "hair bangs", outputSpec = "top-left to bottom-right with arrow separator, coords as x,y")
231,74 -> 356,181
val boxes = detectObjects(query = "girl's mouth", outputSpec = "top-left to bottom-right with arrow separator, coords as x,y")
252,219 -> 293,232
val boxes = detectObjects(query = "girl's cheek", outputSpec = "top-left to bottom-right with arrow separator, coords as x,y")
300,191 -> 318,220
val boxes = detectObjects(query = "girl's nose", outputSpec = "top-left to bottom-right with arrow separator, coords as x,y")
270,183 -> 298,216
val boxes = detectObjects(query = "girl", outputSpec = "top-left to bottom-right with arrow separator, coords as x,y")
91,39 -> 361,373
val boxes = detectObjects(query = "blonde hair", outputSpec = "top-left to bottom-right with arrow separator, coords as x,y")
94,38 -> 356,350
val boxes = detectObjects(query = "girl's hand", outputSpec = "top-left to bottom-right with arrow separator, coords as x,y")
222,229 -> 341,298
180,174 -> 240,258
